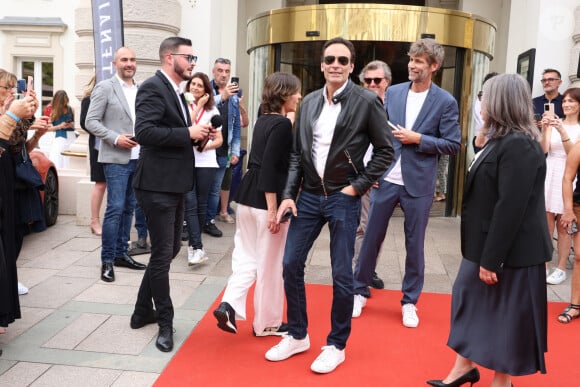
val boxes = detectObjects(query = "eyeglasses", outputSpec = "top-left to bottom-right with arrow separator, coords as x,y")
540,78 -> 560,84
323,55 -> 350,66
0,85 -> 15,91
170,53 -> 198,63
363,77 -> 385,85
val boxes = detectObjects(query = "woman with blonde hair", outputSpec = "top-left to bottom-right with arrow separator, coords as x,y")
47,90 -> 75,169
80,76 -> 106,235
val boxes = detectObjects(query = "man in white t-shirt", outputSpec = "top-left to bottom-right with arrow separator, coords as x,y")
352,38 -> 461,328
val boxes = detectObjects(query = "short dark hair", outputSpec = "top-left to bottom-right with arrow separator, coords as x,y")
542,68 -> 561,79
214,58 -> 231,65
260,72 -> 301,115
159,36 -> 192,61
185,72 -> 215,110
483,72 -> 499,85
321,37 -> 356,64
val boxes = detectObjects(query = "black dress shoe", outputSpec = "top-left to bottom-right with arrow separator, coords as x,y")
213,301 -> 237,333
156,326 -> 174,352
203,221 -> 223,237
114,253 -> 147,270
130,310 -> 158,329
101,262 -> 115,282
370,272 -> 385,289
427,367 -> 480,387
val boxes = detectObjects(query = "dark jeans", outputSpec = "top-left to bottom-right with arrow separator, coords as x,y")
134,189 -> 184,328
101,161 -> 137,263
205,155 -> 228,223
283,190 -> 360,349
184,167 -> 216,249
354,180 -> 432,305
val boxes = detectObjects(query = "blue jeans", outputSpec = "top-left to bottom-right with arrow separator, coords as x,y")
205,155 -> 228,223
283,190 -> 361,349
101,160 -> 137,263
134,205 -> 147,240
184,167 -> 216,249
353,180 -> 432,305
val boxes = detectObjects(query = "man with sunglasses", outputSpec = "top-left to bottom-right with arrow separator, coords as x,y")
352,38 -> 461,329
265,37 -> 394,374
532,68 -> 564,125
352,60 -> 392,291
130,37 -> 210,352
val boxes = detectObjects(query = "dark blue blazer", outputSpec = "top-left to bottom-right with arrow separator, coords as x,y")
385,81 -> 461,197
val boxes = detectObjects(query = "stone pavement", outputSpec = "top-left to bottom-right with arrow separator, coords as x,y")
0,214 -> 570,386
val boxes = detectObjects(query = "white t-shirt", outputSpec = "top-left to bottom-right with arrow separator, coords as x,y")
385,88 -> 429,186
189,104 -> 221,168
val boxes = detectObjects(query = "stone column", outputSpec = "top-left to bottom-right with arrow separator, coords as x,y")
72,0 -> 182,225
569,6 -> 580,87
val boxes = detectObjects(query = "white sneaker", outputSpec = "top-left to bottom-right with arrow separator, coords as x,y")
352,294 -> 367,318
547,268 -> 567,285
402,303 -> 419,328
18,282 -> 29,295
265,334 -> 310,361
310,345 -> 345,374
188,248 -> 208,265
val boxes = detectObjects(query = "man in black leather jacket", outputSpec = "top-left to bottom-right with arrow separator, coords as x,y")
264,37 -> 394,374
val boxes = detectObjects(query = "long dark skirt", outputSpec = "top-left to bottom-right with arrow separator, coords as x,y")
0,140 -> 21,328
447,258 -> 547,376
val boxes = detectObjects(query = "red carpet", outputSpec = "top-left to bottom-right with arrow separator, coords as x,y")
155,285 -> 579,386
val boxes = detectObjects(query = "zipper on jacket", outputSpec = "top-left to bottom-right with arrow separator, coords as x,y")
344,149 -> 359,175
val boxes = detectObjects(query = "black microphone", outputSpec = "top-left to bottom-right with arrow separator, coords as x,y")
197,115 -> 223,152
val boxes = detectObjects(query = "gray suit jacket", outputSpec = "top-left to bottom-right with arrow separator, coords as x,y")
85,76 -> 135,164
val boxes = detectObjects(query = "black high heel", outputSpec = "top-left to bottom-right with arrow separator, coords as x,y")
426,367 -> 480,387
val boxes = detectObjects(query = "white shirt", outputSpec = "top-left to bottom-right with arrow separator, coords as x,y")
312,82 -> 347,178
190,104 -> 221,168
385,88 -> 429,185
114,75 -> 140,160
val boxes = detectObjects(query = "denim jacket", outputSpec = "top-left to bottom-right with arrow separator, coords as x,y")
211,80 -> 241,158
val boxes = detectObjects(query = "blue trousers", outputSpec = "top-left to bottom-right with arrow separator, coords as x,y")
353,180 -> 432,305
283,190 -> 360,349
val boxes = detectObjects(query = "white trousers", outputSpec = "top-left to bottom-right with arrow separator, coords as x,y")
222,204 -> 289,333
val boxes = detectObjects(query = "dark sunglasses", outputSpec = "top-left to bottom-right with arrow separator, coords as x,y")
363,78 -> 384,85
170,53 -> 198,63
323,55 -> 350,66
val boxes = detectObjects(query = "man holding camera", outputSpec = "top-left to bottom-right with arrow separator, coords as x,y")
533,68 -> 564,125
86,46 -> 147,283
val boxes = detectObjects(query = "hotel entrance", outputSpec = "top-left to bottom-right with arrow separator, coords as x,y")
246,4 -> 496,216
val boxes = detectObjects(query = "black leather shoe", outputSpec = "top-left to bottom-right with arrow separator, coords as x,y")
370,272 -> 385,289
203,221 -> 223,237
114,253 -> 146,270
156,326 -> 174,352
101,262 -> 115,282
130,310 -> 158,329
427,367 -> 480,387
213,301 -> 237,333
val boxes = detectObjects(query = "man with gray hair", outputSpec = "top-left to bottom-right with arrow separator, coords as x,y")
352,38 -> 461,328
353,60 -> 392,290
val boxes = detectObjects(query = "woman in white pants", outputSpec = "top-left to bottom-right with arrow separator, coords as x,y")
213,72 -> 301,336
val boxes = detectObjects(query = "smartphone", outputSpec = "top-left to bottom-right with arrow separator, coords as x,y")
231,77 -> 239,94
280,209 -> 293,223
544,103 -> 555,116
567,220 -> 578,235
16,79 -> 27,94
387,120 -> 399,131
27,76 -> 34,91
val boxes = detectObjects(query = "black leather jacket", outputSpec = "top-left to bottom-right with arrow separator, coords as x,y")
283,80 -> 394,199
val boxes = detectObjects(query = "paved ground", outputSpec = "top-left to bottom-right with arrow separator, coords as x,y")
0,214 -> 571,386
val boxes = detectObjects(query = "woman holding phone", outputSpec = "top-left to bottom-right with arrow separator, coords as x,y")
542,88 -> 580,285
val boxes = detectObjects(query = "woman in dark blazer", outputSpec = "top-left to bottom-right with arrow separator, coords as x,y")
427,73 -> 551,387
213,72 -> 301,336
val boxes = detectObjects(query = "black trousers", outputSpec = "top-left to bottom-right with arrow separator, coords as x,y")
134,189 -> 184,328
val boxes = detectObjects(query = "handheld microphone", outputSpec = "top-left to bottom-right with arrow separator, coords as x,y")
197,115 -> 223,152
